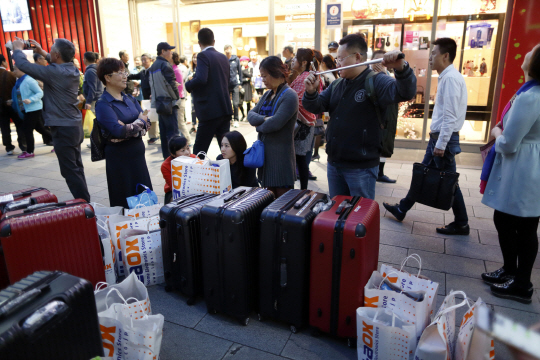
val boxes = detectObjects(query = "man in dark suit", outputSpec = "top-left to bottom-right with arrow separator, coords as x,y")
186,28 -> 232,154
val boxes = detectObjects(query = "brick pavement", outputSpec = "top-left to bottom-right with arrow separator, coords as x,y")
0,122 -> 538,359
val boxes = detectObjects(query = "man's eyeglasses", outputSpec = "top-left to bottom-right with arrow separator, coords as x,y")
335,53 -> 358,64
110,71 -> 129,78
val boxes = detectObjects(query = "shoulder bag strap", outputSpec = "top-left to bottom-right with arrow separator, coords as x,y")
271,87 -> 289,116
365,71 -> 384,130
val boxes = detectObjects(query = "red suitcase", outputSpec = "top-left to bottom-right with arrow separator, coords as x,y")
309,196 -> 380,345
0,200 -> 105,286
0,187 -> 58,217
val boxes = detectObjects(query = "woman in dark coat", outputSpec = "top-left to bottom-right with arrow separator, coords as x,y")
95,58 -> 152,208
240,56 -> 253,121
248,56 -> 298,198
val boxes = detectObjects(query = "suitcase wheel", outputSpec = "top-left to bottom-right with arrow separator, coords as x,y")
186,297 -> 195,306
239,317 -> 249,326
165,285 -> 173,292
290,325 -> 298,334
311,327 -> 321,337
257,313 -> 263,321
347,338 -> 357,348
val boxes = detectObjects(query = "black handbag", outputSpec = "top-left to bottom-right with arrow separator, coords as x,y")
155,96 -> 173,115
409,161 -> 460,211
90,119 -> 107,162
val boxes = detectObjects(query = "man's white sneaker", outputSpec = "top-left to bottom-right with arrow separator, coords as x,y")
233,121 -> 239,128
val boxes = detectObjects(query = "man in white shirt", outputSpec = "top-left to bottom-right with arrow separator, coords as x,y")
384,38 -> 470,235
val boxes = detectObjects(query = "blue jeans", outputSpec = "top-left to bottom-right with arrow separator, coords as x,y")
158,111 -> 179,159
399,132 -> 469,225
327,163 -> 378,199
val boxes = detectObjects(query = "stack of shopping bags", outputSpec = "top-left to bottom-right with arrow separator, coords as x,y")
357,254 -> 494,360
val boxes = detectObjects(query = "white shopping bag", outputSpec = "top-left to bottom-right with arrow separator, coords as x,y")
357,307 -> 416,360
97,219 -> 117,285
99,300 -> 163,359
108,215 -> 160,276
455,298 -> 495,360
120,227 -> 164,287
141,99 -> 157,123
364,270 -> 429,344
124,203 -> 163,218
171,154 -> 232,198
91,202 -> 124,220
95,272 -> 151,319
380,254 -> 439,317
415,290 -> 469,360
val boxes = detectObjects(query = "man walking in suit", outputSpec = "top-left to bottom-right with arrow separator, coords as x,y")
186,28 -> 232,155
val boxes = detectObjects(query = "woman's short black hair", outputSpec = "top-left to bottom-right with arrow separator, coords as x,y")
169,136 -> 188,156
84,51 -> 99,63
529,45 -> 540,82
96,58 -> 125,86
222,131 -> 248,183
172,52 -> 180,66
259,56 -> 289,80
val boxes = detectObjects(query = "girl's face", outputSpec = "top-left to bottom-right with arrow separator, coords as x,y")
175,145 -> 191,157
220,137 -> 236,162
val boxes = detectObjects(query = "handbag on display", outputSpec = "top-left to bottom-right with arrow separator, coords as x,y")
409,159 -> 460,211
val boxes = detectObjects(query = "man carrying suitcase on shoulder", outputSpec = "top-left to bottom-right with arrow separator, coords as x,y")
302,33 -> 416,200
383,38 -> 470,236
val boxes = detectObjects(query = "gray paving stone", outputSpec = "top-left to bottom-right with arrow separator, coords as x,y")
380,230 -> 444,253
375,186 -> 393,197
280,332 -> 357,360
478,230 -> 499,246
194,313 -> 291,355
391,188 -> 409,198
463,196 -> 489,207
380,215 -> 413,233
473,206 -> 494,219
379,244 -> 409,266
392,209 -> 445,225
445,239 -> 504,263
407,250 -> 485,278
147,284 -> 208,328
160,321 -> 232,360
412,221 -> 480,242
222,344 -> 286,360
446,274 -> 540,314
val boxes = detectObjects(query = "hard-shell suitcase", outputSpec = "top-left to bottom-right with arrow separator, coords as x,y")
309,196 -> 380,345
258,189 -> 332,332
159,193 -> 218,304
0,187 -> 58,217
0,200 -> 105,286
201,187 -> 274,325
0,271 -> 104,360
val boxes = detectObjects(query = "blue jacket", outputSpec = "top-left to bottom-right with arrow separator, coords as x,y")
82,63 -> 104,105
11,75 -> 43,118
185,47 -> 232,121
95,91 -> 143,138
482,84 -> 540,217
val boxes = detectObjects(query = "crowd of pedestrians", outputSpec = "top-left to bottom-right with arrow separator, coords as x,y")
1,32 -> 539,304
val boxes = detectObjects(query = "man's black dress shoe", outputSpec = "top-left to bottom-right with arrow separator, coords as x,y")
436,222 -> 470,235
377,175 -> 397,183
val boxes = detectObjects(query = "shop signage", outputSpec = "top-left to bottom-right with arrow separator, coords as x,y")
326,3 -> 342,29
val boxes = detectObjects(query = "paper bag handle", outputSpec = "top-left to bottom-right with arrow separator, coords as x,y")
400,254 -> 422,277
435,290 -> 469,318
378,270 -> 404,293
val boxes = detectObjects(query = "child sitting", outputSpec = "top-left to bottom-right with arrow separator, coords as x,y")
217,131 -> 258,189
161,136 -> 194,204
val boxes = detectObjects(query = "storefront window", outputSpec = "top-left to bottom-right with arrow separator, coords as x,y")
275,0 -> 316,56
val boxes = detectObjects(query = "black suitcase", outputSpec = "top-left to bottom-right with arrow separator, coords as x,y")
0,271 -> 104,360
258,189 -> 331,333
159,193 -> 218,304
200,187 -> 274,325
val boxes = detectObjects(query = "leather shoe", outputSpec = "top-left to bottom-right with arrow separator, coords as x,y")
436,222 -> 470,235
490,279 -> 533,304
377,175 -> 397,183
481,267 -> 515,285
383,202 -> 406,222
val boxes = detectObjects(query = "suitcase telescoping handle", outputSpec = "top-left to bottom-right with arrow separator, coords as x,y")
223,189 -> 246,203
174,193 -> 205,205
0,282 -> 51,319
23,202 -> 69,213
293,193 -> 311,209
335,199 -> 353,215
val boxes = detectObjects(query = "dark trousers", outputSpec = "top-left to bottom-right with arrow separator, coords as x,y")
38,113 -> 53,145
0,107 -> 26,152
191,97 -> 197,126
494,210 -> 539,286
158,110 -> 179,159
22,110 -> 52,153
51,125 -> 90,202
193,115 -> 231,155
296,154 -> 309,190
399,132 -> 468,225
230,86 -> 240,121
